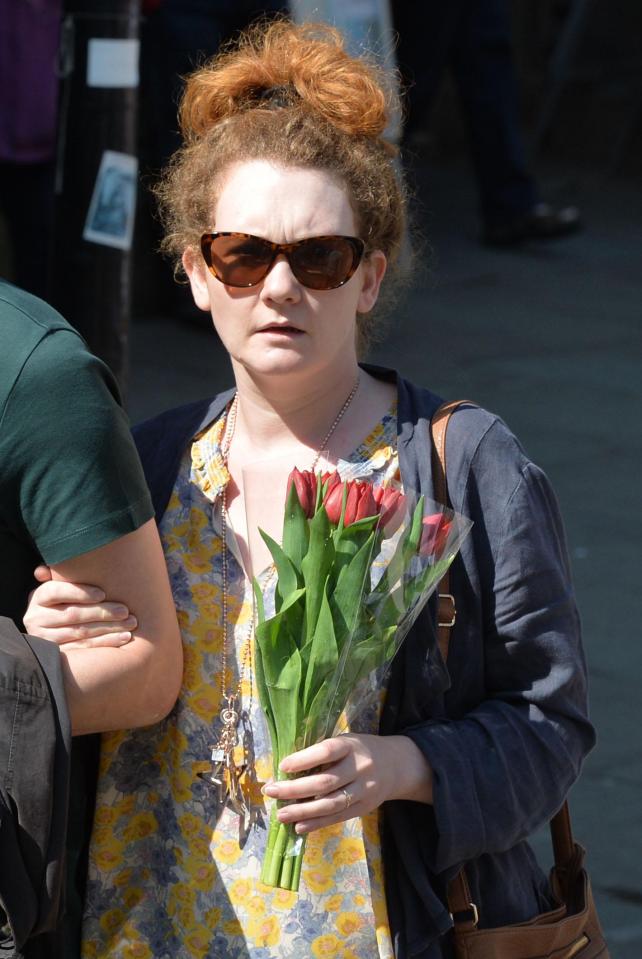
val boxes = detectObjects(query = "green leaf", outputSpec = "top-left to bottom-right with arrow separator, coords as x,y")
259,529 -> 300,610
329,530 -> 377,653
302,583 -> 339,714
301,506 -> 334,641
281,483 -> 309,569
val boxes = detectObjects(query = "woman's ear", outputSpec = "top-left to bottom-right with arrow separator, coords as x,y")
182,247 -> 212,312
356,250 -> 387,314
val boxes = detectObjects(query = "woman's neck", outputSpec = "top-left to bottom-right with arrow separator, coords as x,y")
230,363 -> 363,457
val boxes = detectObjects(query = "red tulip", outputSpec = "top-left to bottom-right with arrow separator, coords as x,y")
287,468 -> 318,518
323,478 -> 378,526
373,486 -> 406,532
419,514 -> 453,557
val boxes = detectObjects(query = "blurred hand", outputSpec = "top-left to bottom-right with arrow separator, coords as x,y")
23,565 -> 137,649
262,732 -> 433,834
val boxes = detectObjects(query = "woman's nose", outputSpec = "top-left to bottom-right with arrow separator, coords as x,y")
259,254 -> 301,303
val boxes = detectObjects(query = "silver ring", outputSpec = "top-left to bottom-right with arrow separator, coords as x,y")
341,788 -> 353,810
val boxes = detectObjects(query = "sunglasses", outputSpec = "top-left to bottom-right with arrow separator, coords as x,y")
200,232 -> 365,291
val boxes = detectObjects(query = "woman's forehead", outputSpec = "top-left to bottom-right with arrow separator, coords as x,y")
212,160 -> 357,238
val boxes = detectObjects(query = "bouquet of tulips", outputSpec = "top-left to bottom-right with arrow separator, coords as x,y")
252,467 -> 472,891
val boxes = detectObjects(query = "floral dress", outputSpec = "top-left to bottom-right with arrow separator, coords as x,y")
82,407 -> 401,959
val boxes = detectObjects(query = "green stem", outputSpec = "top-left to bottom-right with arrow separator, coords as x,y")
261,818 -> 307,891
260,809 -> 280,885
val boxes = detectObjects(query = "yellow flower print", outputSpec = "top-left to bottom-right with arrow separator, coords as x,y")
122,940 -> 153,959
213,837 -> 243,866
184,924 -> 212,959
115,794 -> 136,816
184,858 -> 216,891
93,806 -> 116,826
122,811 -> 158,843
187,684 -> 220,724
335,912 -> 364,936
303,862 -> 334,894
325,894 -> 344,912
247,914 -> 281,948
168,883 -> 196,913
184,551 -> 213,576
311,933 -> 342,957
228,878 -> 252,905
178,813 -> 207,841
271,887 -> 297,910
245,896 -> 266,919
341,949 -> 361,959
332,837 -> 365,868
353,894 -> 366,908
92,839 -> 125,872
190,582 -> 221,607
99,909 -> 126,935
171,768 -> 194,804
190,615 -> 221,652
362,810 -> 381,845
222,917 -> 243,937
204,907 -> 221,928
301,843 -> 323,865
113,868 -> 133,887
189,507 -> 208,532
122,887 -> 145,911
82,941 -> 98,958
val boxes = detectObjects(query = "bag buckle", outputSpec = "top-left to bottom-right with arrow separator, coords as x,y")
451,902 -> 479,926
438,593 -> 456,628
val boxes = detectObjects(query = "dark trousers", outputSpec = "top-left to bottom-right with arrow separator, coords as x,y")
393,0 -> 538,224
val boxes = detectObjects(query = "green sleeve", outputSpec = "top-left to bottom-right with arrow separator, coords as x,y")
2,328 -> 154,564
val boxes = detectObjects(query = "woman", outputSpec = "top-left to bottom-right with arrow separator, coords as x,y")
26,20 -> 595,959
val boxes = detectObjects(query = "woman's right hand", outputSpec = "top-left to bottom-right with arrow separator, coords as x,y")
23,565 -> 137,649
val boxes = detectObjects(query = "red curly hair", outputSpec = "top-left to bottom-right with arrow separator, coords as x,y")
155,19 -> 408,346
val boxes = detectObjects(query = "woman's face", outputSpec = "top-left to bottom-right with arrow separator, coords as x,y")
183,160 -> 386,386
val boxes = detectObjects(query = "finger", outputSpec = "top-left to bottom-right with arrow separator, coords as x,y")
279,737 -> 351,775
27,620 -> 137,644
33,565 -> 53,583
263,766 -> 347,802
276,785 -> 360,827
28,580 -> 107,607
34,604 -> 134,627
55,632 -> 134,650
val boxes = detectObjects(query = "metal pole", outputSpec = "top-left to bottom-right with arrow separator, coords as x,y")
49,0 -> 140,392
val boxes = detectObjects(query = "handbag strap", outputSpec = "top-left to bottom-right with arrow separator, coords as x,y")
430,400 -> 576,928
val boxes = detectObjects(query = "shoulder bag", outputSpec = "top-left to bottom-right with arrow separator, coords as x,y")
431,400 -> 610,959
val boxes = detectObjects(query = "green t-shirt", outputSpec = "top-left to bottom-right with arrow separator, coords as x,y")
0,280 -> 154,627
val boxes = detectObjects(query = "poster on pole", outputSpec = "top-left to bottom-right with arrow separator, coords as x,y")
289,0 -> 401,141
83,151 -> 138,251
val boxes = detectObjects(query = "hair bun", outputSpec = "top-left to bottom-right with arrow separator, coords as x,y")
179,20 -> 394,142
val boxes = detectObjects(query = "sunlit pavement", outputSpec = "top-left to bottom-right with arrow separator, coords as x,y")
129,157 -> 642,957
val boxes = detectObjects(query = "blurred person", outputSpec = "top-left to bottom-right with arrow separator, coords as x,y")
0,279 -> 182,956
26,21 -> 594,959
0,0 -> 61,296
392,0 -> 581,245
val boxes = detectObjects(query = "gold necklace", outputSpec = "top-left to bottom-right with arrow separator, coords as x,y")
199,376 -> 361,814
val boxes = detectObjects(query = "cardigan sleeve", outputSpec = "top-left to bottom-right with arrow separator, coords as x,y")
402,416 -> 596,873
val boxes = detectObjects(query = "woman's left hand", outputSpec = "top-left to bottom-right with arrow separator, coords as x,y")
262,733 -> 433,835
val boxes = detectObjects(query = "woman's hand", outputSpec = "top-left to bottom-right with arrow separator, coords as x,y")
262,733 -> 434,835
23,565 -> 137,649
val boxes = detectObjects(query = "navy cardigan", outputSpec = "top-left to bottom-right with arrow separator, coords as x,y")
133,366 -> 595,958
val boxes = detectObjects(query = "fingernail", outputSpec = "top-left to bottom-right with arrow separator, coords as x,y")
262,783 -> 279,797
113,605 -> 129,618
122,616 -> 137,628
116,632 -> 132,645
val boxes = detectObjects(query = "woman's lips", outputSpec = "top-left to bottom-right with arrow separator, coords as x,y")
257,324 -> 304,335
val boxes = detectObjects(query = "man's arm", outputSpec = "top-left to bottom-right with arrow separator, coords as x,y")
46,519 -> 183,735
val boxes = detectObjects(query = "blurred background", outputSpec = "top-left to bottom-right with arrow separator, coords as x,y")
1,1 -> 641,954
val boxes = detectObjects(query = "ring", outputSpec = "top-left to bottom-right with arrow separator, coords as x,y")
341,788 -> 353,810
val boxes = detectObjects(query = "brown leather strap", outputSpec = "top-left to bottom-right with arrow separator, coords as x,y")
430,400 -> 475,663
430,401 -> 576,927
